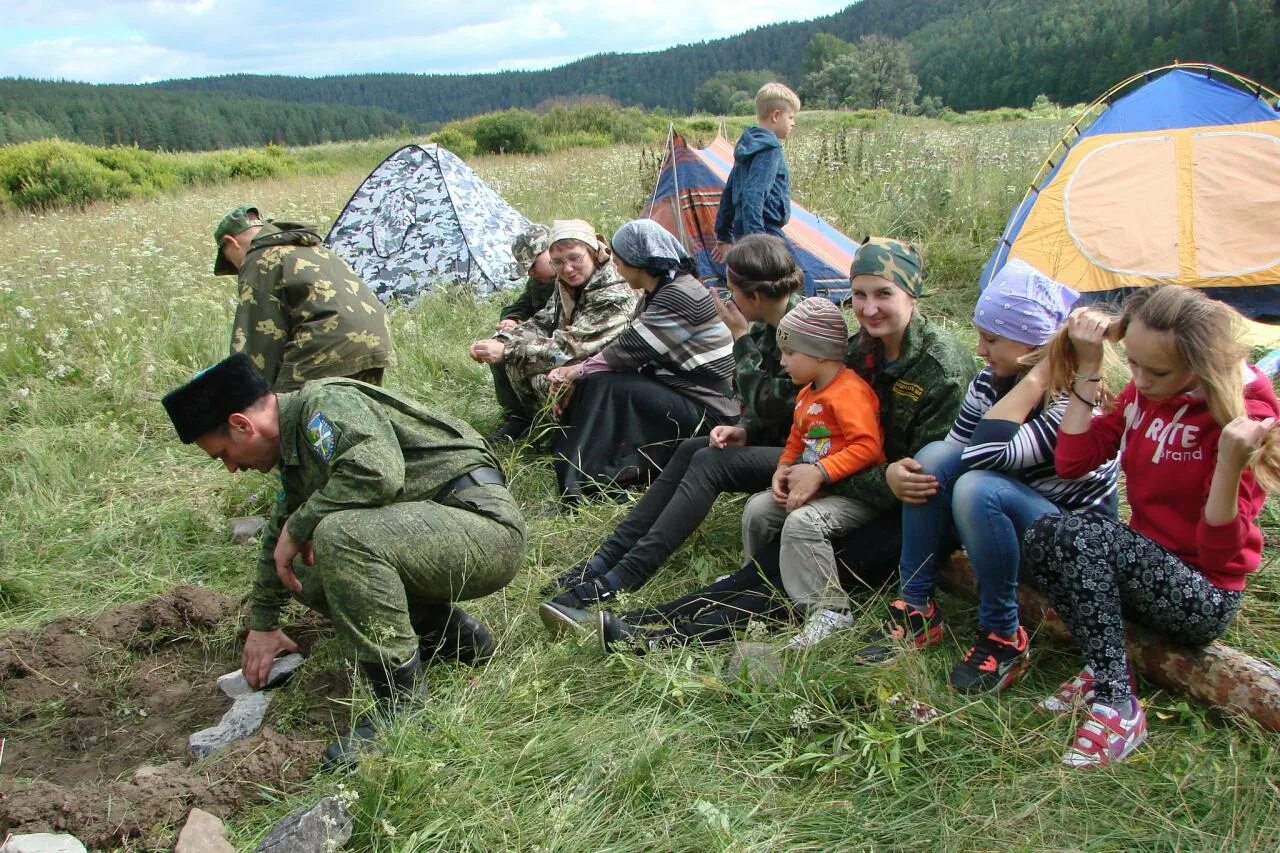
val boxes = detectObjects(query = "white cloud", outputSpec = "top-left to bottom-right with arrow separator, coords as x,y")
0,0 -> 854,83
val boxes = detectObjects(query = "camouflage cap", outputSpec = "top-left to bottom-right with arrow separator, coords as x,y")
511,223 -> 551,273
212,204 -> 265,275
850,238 -> 924,297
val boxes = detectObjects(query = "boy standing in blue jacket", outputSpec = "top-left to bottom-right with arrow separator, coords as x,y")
714,82 -> 800,263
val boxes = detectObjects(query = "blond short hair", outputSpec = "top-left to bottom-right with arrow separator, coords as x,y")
755,82 -> 801,121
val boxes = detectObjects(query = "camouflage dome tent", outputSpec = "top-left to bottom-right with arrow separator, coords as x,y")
326,143 -> 532,304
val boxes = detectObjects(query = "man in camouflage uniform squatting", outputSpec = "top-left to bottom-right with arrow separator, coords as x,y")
162,353 -> 525,765
468,223 -> 557,443
468,219 -> 637,443
214,204 -> 396,392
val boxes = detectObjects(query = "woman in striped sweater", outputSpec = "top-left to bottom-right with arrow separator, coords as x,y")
548,219 -> 737,504
855,259 -> 1118,695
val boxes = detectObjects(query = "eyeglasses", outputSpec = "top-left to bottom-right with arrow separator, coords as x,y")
550,250 -> 591,269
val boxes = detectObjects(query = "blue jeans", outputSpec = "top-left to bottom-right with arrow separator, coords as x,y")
898,440 -> 1058,635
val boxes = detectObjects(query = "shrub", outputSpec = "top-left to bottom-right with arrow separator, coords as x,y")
0,140 -> 133,209
91,146 -> 179,194
430,129 -> 478,158
470,110 -> 545,155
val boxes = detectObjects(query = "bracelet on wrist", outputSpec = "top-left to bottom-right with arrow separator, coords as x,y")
1070,383 -> 1098,407
1074,373 -> 1102,382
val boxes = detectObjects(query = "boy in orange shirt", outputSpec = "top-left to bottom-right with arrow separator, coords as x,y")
739,297 -> 885,649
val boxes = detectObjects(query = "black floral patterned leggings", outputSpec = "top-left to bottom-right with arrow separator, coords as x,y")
1022,511 -> 1242,705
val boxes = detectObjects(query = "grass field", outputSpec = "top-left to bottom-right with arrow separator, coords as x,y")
1,115 -> 1278,850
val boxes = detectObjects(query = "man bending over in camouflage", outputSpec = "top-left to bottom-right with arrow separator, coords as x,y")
163,353 -> 525,766
214,204 -> 396,392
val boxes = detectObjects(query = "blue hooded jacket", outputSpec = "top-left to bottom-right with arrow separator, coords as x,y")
714,126 -> 792,243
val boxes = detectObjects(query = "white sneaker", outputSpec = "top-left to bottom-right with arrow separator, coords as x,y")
783,608 -> 854,650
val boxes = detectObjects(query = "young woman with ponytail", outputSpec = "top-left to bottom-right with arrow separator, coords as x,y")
1022,283 -> 1280,768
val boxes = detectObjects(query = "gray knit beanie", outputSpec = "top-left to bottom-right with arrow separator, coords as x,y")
776,297 -> 849,360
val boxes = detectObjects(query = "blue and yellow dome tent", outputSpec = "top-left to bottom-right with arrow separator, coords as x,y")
980,64 -> 1280,346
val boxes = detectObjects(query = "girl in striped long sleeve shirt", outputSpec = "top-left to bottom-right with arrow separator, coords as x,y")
855,260 -> 1118,695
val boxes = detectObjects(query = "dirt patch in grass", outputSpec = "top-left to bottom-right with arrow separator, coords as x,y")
0,585 -> 346,849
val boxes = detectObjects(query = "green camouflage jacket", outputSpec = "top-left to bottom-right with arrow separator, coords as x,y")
499,275 -> 557,322
231,222 -> 396,392
834,312 -> 977,512
250,379 -> 496,631
734,293 -> 804,447
495,264 -> 637,380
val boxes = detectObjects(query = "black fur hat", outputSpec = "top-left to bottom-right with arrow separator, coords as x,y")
162,353 -> 271,443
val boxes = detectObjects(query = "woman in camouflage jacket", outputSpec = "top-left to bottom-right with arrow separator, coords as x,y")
469,219 -> 636,439
591,238 -> 978,655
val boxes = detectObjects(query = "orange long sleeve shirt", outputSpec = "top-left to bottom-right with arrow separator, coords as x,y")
782,366 -> 885,483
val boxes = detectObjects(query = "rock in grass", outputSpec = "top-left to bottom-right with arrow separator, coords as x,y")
0,834 -> 88,853
188,691 -> 272,759
229,515 -> 266,545
724,641 -> 782,686
175,809 -> 236,853
254,797 -> 353,853
217,653 -> 305,698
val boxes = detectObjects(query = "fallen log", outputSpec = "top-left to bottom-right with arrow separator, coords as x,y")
937,554 -> 1280,732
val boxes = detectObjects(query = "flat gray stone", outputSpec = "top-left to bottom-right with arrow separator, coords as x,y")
175,808 -> 236,853
189,691 -> 272,759
255,797 -> 352,853
229,515 -> 266,545
0,834 -> 88,853
217,653 -> 305,698
724,641 -> 782,686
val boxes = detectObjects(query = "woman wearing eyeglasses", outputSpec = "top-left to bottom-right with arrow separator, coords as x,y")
472,219 -> 637,443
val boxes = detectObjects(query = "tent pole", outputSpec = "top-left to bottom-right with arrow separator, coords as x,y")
643,123 -> 670,221
666,124 -> 690,249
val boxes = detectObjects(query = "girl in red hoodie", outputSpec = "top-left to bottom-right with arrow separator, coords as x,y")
1022,284 -> 1280,768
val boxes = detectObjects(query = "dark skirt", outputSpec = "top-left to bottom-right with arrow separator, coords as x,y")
553,372 -> 733,503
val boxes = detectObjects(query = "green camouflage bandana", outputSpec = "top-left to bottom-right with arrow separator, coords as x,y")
850,237 -> 924,297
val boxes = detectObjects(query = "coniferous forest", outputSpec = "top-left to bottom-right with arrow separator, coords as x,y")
2,0 -> 1277,151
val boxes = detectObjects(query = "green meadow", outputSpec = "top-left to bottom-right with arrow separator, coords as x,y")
1,113 -> 1277,849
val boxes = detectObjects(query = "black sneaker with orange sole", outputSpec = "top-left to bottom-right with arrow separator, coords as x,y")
948,625 -> 1030,694
854,599 -> 944,664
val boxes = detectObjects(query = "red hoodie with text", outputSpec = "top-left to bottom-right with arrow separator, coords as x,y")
1055,364 -> 1278,590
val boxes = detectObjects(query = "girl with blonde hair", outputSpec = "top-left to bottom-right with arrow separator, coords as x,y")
1022,283 -> 1280,767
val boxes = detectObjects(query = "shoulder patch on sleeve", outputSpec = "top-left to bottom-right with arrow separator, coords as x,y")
892,379 -> 924,402
305,412 -> 338,462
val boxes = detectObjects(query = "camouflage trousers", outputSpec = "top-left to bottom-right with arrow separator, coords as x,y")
501,362 -> 554,416
290,482 -> 525,666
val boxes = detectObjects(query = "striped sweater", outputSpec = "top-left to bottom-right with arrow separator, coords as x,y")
595,274 -> 737,416
946,367 -> 1117,511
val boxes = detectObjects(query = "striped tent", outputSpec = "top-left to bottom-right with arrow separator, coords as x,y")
981,64 -> 1280,343
642,128 -> 859,300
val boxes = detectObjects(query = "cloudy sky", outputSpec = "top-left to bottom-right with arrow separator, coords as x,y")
1,1 -> 853,84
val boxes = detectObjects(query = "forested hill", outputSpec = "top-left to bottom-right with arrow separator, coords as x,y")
154,0 -> 1279,119
3,0 -> 1277,151
0,80 -> 409,149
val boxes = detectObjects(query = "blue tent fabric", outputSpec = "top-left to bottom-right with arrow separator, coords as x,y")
1088,69 -> 1279,135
